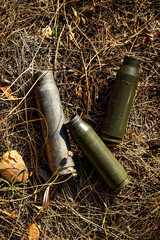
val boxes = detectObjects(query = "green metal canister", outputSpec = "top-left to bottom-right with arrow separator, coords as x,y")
65,115 -> 130,190
101,56 -> 140,144
35,71 -> 76,176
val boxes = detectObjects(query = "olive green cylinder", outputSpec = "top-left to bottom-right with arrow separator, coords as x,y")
65,115 -> 130,190
101,56 -> 140,144
35,71 -> 76,176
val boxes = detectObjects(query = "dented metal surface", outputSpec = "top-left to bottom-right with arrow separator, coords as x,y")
35,71 -> 76,176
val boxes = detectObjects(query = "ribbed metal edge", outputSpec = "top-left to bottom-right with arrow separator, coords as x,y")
35,71 -> 54,84
101,134 -> 122,145
124,56 -> 141,64
115,175 -> 131,190
65,114 -> 81,129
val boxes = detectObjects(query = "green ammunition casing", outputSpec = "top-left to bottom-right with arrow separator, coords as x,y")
101,56 -> 140,144
35,71 -> 76,176
65,115 -> 130,190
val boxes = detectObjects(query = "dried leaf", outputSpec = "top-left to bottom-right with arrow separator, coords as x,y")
67,151 -> 73,157
28,223 -> 40,240
0,83 -> 15,99
0,150 -> 28,183
42,25 -> 52,38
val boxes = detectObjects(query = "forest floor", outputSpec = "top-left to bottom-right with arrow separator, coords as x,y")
0,1 -> 160,239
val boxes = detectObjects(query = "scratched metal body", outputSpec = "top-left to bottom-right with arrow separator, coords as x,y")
101,56 -> 140,144
35,71 -> 76,175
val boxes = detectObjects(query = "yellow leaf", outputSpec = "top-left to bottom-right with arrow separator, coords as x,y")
0,83 -> 15,99
28,223 -> 40,240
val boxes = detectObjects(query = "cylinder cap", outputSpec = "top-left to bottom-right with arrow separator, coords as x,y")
124,56 -> 141,65
115,175 -> 131,190
65,115 -> 81,129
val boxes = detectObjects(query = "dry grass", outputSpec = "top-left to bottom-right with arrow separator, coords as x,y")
0,0 -> 160,239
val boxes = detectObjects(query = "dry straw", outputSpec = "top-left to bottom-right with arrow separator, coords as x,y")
0,0 -> 159,239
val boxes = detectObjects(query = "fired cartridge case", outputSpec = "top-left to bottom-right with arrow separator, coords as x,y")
35,71 -> 76,176
65,115 -> 130,190
101,56 -> 140,144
